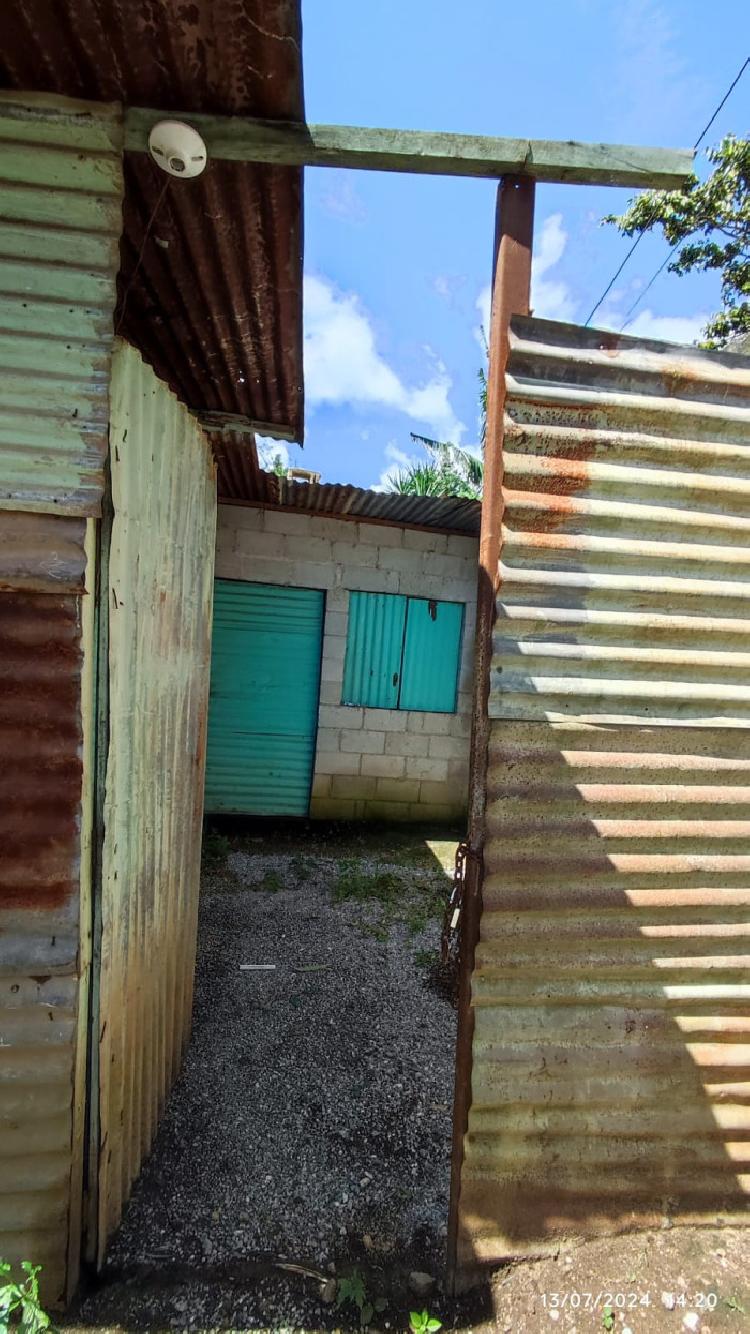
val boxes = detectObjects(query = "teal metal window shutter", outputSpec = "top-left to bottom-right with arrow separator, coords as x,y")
399,597 -> 464,712
342,590 -> 464,712
342,591 -> 406,708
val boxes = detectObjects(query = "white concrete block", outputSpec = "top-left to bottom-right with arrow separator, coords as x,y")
263,509 -> 313,535
446,534 -> 479,559
406,755 -> 449,782
340,728 -> 385,754
319,704 -> 363,729
359,522 -> 403,548
314,727 -> 340,752
429,733 -> 469,760
344,566 -> 399,594
364,709 -> 407,732
333,540 -> 377,567
315,750 -> 360,776
325,610 -> 348,638
322,635 -> 347,664
360,753 -> 406,779
403,528 -> 447,553
385,730 -> 429,757
236,528 -> 283,558
291,561 -> 336,589
318,680 -> 341,705
285,534 -> 333,562
310,516 -> 357,541
320,656 -> 344,684
236,556 -> 294,585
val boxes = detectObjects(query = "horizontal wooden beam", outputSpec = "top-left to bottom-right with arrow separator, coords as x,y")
125,109 -> 693,189
193,410 -> 296,442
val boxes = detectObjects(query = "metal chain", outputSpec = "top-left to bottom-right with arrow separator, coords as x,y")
441,840 -> 472,966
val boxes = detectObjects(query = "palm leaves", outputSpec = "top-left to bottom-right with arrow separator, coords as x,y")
388,359 -> 487,499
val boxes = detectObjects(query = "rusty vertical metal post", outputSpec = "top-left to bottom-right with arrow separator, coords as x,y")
446,174 -> 535,1290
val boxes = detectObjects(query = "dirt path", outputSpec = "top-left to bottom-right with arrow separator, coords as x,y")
76,824 -> 460,1330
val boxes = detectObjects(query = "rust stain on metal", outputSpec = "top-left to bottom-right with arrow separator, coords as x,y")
0,591 -> 82,910
0,0 -> 304,440
0,512 -> 87,592
0,528 -> 86,1304
95,340 -> 216,1263
454,314 -> 750,1271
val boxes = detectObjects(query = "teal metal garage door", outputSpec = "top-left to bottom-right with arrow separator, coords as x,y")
205,580 -> 325,814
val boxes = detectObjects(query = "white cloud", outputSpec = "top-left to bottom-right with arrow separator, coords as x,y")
475,214 -> 578,340
374,441 -> 417,493
532,214 -> 578,322
601,308 -> 708,344
476,284 -> 491,343
304,274 -> 465,442
256,436 -> 290,471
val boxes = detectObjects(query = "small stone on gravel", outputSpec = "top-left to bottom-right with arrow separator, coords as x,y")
409,1270 -> 436,1297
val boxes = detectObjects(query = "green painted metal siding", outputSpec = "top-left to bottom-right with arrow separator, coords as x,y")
342,591 -> 406,708
206,581 -> 325,815
399,597 -> 464,712
0,94 -> 124,516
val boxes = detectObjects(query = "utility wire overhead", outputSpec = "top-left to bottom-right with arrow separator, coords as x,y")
585,53 -> 750,330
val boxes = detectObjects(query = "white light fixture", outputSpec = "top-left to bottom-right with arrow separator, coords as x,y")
148,120 -> 208,178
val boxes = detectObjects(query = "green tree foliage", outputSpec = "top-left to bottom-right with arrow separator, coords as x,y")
606,135 -> 750,347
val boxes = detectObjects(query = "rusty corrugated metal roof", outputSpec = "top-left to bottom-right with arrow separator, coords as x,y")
456,315 -> 750,1266
0,0 -> 304,439
217,464 -> 482,535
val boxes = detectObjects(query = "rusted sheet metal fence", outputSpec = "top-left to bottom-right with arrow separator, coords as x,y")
94,341 -> 216,1260
456,316 -> 750,1265
0,518 -> 94,1304
0,94 -> 123,515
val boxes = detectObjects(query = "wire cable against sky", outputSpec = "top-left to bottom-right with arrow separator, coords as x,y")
585,53 -> 750,329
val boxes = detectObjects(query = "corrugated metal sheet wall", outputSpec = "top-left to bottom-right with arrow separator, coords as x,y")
94,340 -> 216,1260
0,516 -> 93,1305
457,317 -> 750,1264
0,94 -> 121,1304
0,93 -> 123,515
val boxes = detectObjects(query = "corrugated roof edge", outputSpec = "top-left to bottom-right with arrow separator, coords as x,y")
218,469 -> 481,536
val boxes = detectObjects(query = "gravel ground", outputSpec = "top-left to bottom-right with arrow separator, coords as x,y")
77,828 -> 460,1329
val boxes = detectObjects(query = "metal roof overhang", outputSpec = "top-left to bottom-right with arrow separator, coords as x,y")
216,462 -> 482,536
0,0 -> 305,442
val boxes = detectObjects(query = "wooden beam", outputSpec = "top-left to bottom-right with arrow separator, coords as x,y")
193,410 -> 296,442
125,109 -> 693,188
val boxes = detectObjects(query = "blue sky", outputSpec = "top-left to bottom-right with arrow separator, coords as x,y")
262,0 -> 749,489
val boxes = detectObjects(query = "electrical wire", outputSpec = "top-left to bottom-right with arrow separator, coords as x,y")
585,53 -> 750,329
115,176 -> 170,334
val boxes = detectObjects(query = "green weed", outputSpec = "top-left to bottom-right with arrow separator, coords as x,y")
335,1268 -> 387,1329
259,870 -> 282,893
0,1260 -> 51,1333
202,832 -> 230,864
410,1311 -> 441,1334
413,946 -> 435,970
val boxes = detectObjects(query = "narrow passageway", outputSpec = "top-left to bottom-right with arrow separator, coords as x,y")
100,825 -> 458,1282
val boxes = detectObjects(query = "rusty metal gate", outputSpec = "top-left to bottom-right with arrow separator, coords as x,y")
454,315 -> 750,1268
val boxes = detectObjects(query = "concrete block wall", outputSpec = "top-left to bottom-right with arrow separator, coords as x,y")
216,504 -> 478,822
